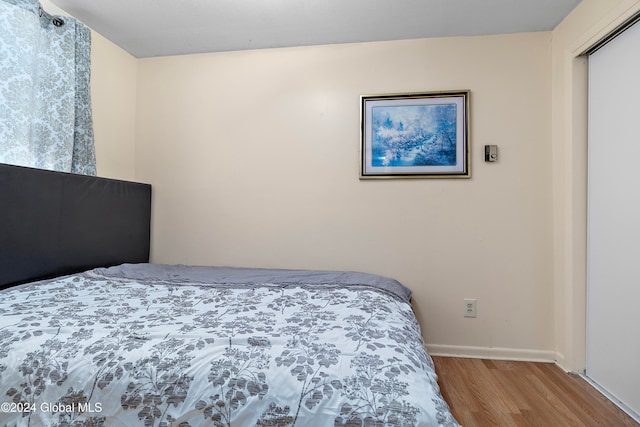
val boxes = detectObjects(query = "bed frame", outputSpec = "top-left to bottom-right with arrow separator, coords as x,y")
0,163 -> 152,289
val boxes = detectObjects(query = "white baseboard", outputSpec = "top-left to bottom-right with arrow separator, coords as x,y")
425,343 -> 556,363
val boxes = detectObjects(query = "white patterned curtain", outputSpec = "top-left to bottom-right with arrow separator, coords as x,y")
0,0 -> 96,175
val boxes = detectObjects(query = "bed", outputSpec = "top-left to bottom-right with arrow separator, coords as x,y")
0,163 -> 460,427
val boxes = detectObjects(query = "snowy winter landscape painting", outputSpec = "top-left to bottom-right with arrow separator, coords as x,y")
360,91 -> 469,178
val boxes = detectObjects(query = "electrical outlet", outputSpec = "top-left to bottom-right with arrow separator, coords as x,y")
464,298 -> 477,318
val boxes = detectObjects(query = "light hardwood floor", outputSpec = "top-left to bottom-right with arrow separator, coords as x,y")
432,356 -> 639,427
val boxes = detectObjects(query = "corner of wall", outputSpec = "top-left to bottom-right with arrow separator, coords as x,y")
90,32 -> 138,181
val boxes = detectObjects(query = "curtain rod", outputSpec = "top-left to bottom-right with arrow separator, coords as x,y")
39,6 -> 65,27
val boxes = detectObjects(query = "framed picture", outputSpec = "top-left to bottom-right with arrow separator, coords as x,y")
360,90 -> 470,179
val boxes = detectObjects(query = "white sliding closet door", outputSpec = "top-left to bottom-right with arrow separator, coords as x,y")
587,18 -> 640,419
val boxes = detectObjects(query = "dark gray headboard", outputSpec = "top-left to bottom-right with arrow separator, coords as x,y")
0,163 -> 152,289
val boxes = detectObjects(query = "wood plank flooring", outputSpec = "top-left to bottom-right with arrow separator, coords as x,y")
432,356 -> 639,427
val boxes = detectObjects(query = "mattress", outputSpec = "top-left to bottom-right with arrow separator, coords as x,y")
0,263 -> 459,427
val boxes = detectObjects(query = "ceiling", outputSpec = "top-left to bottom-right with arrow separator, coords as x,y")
50,0 -> 582,58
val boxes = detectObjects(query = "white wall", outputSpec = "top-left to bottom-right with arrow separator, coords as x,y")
135,34 -> 555,359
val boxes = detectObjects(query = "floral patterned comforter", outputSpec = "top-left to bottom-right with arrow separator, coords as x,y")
0,264 -> 459,427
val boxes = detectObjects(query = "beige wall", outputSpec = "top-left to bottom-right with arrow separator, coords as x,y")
135,34 -> 556,360
551,0 -> 640,372
57,0 -> 640,364
91,32 -> 137,181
